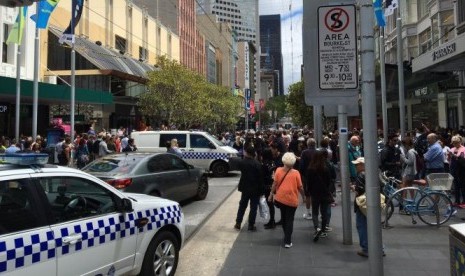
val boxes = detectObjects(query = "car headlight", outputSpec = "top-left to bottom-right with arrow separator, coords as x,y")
228,153 -> 237,158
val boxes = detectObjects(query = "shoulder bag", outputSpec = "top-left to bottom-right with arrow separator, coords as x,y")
272,168 -> 291,207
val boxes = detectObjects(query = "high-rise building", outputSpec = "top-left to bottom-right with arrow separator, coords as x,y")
197,0 -> 258,42
260,14 -> 283,96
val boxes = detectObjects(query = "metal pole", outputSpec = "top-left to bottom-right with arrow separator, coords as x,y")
32,3 -> 39,139
313,105 -> 322,146
396,7 -> 405,139
338,104 -> 352,245
70,1 -> 76,142
360,1 -> 384,274
15,44 -> 21,142
71,44 -> 76,142
380,28 -> 388,144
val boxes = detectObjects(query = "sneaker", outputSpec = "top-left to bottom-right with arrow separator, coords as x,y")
234,223 -> 241,230
303,213 -> 312,220
313,228 -> 323,242
324,226 -> 333,232
284,243 -> 293,248
445,208 -> 458,217
357,251 -> 369,257
319,232 -> 328,238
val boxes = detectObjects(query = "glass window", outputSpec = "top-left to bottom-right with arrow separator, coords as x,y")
38,177 -> 117,223
167,155 -> 187,170
2,24 -> 9,64
115,35 -> 127,52
190,134 -> 211,148
147,155 -> 169,172
0,179 -> 43,235
418,0 -> 428,19
83,155 -> 142,174
159,134 -> 186,148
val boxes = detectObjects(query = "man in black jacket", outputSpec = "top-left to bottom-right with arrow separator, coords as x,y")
232,146 -> 265,231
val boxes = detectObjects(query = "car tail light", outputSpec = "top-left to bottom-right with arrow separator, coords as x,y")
106,178 -> 132,189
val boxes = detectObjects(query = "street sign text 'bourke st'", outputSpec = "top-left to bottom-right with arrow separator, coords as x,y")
303,0 -> 359,107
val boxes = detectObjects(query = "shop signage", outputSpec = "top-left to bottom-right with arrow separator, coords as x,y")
432,43 -> 456,61
0,105 -> 7,113
414,87 -> 430,97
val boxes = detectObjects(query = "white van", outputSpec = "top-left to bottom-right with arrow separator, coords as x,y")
131,130 -> 239,177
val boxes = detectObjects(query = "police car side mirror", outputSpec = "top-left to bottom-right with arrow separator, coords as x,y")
208,142 -> 216,149
118,198 -> 133,212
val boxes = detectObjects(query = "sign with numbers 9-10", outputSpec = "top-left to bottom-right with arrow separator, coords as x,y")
318,5 -> 358,90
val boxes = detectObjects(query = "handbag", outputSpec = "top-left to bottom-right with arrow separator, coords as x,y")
272,169 -> 291,207
355,193 -> 386,216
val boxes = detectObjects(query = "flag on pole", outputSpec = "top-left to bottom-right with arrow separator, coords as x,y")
6,7 -> 28,45
373,0 -> 386,27
59,0 -> 84,44
31,0 -> 61,29
384,0 -> 398,17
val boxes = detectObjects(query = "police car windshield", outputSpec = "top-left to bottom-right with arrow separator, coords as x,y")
84,155 -> 143,173
204,133 -> 223,146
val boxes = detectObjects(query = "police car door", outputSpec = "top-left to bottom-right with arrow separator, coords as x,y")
0,177 -> 56,275
186,134 -> 215,170
36,174 -> 138,276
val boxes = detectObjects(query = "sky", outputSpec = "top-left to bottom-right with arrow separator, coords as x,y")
260,0 -> 303,94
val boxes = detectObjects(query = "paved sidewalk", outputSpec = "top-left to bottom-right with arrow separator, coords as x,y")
179,189 -> 460,276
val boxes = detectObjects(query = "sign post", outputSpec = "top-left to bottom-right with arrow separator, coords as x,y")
303,0 -> 359,247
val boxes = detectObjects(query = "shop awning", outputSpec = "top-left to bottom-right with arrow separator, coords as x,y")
48,27 -> 155,83
0,76 -> 113,104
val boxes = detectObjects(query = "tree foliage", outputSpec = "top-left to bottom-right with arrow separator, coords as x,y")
138,56 -> 241,132
285,81 -> 313,127
264,95 -> 287,124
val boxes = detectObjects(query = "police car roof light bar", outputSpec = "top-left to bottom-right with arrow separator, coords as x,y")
0,153 -> 49,166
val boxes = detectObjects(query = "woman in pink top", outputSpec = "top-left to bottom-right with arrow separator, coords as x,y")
450,135 -> 465,206
269,152 -> 305,248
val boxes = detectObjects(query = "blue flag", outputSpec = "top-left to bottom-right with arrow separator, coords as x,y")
373,0 -> 386,27
31,0 -> 61,29
59,0 -> 84,44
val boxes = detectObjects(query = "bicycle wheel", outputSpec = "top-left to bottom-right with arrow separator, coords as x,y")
416,192 -> 453,226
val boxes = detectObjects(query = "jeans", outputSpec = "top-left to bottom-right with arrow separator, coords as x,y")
236,193 -> 260,226
356,210 -> 368,253
276,201 -> 297,244
311,199 -> 329,231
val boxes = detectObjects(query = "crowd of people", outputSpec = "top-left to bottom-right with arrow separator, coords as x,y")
224,124 -> 465,257
0,126 -> 138,169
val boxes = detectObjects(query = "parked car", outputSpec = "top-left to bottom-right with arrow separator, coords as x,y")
0,153 -> 185,276
83,152 -> 209,202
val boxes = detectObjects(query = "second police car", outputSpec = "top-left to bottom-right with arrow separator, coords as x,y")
0,153 -> 185,276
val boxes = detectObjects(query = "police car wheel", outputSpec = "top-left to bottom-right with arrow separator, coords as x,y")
141,231 -> 179,276
195,175 -> 209,200
211,162 -> 228,177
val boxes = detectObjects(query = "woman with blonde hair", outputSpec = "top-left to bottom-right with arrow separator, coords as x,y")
269,152 -> 305,248
450,135 -> 465,207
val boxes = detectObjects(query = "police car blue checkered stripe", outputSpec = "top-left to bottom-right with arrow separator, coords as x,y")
0,205 -> 181,274
182,152 -> 228,160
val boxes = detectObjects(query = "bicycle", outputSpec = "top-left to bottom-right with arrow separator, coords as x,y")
380,171 -> 454,227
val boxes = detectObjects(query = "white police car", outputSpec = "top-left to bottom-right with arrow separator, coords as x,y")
0,153 -> 185,276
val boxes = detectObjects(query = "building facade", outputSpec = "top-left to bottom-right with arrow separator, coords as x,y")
259,14 -> 283,96
179,0 -> 205,75
382,0 -> 464,131
0,0 -> 181,137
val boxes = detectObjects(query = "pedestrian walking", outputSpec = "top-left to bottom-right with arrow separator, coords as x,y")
75,139 -> 90,169
450,135 -> 465,207
306,150 -> 334,242
262,148 -> 277,229
232,146 -> 265,232
268,152 -> 305,248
